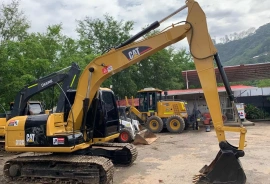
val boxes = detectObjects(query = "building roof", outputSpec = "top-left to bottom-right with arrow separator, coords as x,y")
117,85 -> 257,106
182,62 -> 270,85
162,85 -> 257,96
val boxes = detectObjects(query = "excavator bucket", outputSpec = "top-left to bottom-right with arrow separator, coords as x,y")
193,141 -> 246,184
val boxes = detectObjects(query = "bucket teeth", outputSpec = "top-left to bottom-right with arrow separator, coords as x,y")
192,173 -> 205,183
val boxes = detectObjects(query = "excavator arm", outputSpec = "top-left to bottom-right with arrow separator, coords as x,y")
65,0 -> 247,183
11,62 -> 80,118
68,0 -> 246,149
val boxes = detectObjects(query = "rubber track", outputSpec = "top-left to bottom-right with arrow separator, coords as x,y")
3,154 -> 114,184
92,142 -> 138,166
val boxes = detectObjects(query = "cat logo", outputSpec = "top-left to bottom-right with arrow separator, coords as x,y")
128,47 -> 140,60
122,46 -> 152,61
26,134 -> 35,143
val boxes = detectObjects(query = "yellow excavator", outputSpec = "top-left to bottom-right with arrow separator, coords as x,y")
0,63 -> 80,151
125,87 -> 188,133
4,0 -> 247,183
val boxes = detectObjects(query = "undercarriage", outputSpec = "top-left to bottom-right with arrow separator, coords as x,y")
4,142 -> 138,184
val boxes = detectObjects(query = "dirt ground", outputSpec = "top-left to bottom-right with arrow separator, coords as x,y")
0,121 -> 270,184
113,121 -> 270,184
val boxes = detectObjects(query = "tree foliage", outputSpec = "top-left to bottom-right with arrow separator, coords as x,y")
0,24 -> 84,108
0,0 -> 199,110
245,104 -> 269,119
76,14 -> 134,54
0,0 -> 30,43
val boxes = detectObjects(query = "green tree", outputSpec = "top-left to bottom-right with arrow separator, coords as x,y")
257,79 -> 270,87
0,0 -> 30,106
133,47 -> 194,92
76,14 -> 134,54
0,0 -> 30,42
0,22 -> 84,108
76,14 -> 136,98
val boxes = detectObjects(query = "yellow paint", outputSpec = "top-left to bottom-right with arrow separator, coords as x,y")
0,117 -> 6,137
92,133 -> 120,143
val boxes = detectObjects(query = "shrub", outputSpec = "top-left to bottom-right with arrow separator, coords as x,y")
245,104 -> 269,119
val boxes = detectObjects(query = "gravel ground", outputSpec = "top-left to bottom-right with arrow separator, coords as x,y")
0,121 -> 269,184
113,121 -> 270,184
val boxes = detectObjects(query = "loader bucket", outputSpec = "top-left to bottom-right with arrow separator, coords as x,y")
133,129 -> 157,145
193,141 -> 246,184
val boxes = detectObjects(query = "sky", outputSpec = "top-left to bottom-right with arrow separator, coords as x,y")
2,0 -> 270,49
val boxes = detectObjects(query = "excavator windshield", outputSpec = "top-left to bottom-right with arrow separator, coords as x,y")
28,102 -> 43,115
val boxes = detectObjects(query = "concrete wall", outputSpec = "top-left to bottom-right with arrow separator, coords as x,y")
234,87 -> 270,97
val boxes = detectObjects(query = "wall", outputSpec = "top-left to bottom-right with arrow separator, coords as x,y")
169,87 -> 270,119
170,92 -> 228,115
234,87 -> 270,97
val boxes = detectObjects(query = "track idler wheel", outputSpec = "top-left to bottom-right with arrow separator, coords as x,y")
193,141 -> 247,184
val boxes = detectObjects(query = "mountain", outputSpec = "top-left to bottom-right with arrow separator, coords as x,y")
215,23 -> 270,66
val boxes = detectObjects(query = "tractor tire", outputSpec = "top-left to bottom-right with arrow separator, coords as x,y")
146,116 -> 164,133
118,128 -> 134,143
165,115 -> 185,133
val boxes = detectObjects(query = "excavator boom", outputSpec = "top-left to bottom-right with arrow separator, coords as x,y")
64,1 -> 246,183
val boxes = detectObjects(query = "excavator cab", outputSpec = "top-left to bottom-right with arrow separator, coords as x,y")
64,88 -> 120,138
138,88 -> 162,113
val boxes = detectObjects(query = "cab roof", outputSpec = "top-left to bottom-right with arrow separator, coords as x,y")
138,87 -> 162,93
100,87 -> 113,91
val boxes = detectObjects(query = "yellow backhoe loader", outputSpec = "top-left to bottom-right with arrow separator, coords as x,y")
3,0 -> 247,183
125,87 -> 189,133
